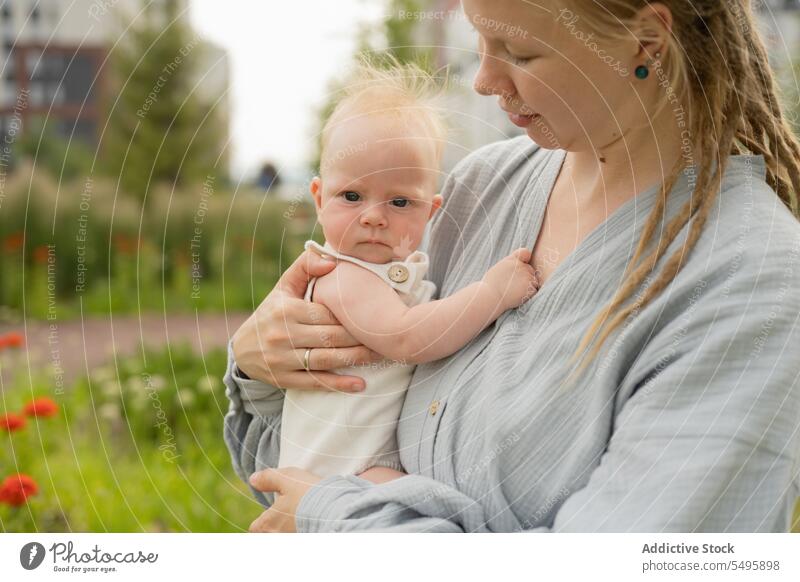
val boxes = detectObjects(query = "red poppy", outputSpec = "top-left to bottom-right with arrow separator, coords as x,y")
113,235 -> 139,255
237,236 -> 256,252
0,332 -> 25,349
0,474 -> 39,506
3,232 -> 24,253
22,398 -> 59,418
32,245 -> 51,263
0,413 -> 26,431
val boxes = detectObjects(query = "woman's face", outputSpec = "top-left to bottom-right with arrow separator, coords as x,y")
462,0 -> 646,153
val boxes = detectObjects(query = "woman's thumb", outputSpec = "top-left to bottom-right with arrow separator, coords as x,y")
279,250 -> 336,298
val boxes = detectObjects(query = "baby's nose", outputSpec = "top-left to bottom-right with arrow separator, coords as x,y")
360,204 -> 388,227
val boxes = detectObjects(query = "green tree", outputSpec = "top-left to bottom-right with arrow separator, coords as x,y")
15,116 -> 95,182
102,0 -> 227,200
383,0 -> 434,68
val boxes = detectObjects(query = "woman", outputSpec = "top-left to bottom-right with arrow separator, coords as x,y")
224,0 -> 800,532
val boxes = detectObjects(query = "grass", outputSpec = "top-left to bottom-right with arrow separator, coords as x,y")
2,342 -> 798,532
0,344 -> 262,532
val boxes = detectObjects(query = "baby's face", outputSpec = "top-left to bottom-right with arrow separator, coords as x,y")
311,114 -> 443,263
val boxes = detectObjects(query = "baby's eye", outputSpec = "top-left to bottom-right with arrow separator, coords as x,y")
341,191 -> 360,202
390,197 -> 411,208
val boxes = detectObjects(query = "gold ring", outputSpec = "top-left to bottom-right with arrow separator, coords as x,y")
303,348 -> 312,372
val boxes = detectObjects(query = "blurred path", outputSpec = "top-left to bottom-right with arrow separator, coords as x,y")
0,313 -> 249,390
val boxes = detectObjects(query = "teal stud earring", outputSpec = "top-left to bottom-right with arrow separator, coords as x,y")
635,51 -> 661,80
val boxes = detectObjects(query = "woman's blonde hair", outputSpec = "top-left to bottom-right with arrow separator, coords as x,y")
319,53 -> 449,175
561,0 -> 800,384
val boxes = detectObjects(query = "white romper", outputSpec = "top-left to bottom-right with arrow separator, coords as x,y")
278,239 -> 437,477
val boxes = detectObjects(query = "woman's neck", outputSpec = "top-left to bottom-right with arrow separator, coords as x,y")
560,106 -> 686,213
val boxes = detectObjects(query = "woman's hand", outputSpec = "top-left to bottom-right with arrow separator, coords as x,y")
248,467 -> 322,533
232,249 -> 383,392
247,466 -> 408,532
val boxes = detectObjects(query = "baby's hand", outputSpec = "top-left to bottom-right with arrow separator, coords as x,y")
482,248 -> 539,310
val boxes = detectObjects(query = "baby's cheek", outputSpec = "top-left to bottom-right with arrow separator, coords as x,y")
398,218 -> 426,248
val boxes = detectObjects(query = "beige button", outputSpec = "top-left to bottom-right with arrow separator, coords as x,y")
429,400 -> 440,416
388,264 -> 409,283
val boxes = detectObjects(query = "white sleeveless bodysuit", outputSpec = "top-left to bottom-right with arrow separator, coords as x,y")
278,239 -> 437,477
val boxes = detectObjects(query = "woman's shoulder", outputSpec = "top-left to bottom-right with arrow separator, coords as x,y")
447,134 -> 545,184
435,135 -> 552,225
712,155 -> 799,258
676,155 -> 800,296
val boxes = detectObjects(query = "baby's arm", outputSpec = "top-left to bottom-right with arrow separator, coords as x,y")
313,248 -> 538,364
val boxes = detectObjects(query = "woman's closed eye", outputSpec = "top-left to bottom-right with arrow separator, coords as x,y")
504,45 -> 535,66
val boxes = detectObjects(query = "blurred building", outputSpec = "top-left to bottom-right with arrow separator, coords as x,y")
0,0 -> 108,146
0,0 -> 228,156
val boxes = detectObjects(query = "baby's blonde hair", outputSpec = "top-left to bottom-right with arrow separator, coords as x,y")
319,53 -> 449,174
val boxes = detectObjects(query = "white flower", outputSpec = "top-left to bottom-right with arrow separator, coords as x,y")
125,377 -> 149,407
98,402 -> 120,421
148,375 -> 167,392
100,381 -> 122,398
177,388 -> 195,407
125,376 -> 146,393
196,375 -> 219,394
91,366 -> 115,384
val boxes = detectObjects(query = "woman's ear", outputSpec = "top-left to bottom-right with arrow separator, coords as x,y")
632,2 -> 672,60
310,177 -> 323,211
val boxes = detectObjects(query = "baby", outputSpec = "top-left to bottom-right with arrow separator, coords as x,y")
277,58 -> 538,480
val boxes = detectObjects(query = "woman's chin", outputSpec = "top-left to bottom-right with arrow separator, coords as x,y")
525,132 -> 561,151
524,121 -> 561,150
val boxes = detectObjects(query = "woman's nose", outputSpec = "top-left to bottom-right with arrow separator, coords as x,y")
359,204 -> 388,228
473,40 -> 515,98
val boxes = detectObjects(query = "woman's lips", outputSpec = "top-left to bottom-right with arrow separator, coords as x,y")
507,111 -> 540,127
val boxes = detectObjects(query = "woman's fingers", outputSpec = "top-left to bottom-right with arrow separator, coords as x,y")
249,511 -> 275,533
280,370 -> 369,392
288,323 -> 362,348
280,296 -> 348,328
295,346 -> 383,370
276,250 -> 337,298
308,324 -> 361,348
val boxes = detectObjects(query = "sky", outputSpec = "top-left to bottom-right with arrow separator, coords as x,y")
189,0 -> 386,182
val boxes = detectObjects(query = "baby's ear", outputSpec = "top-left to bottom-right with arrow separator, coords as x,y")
428,194 -> 443,219
310,177 -> 323,210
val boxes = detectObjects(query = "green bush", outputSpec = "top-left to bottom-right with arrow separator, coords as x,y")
0,162 -> 319,319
